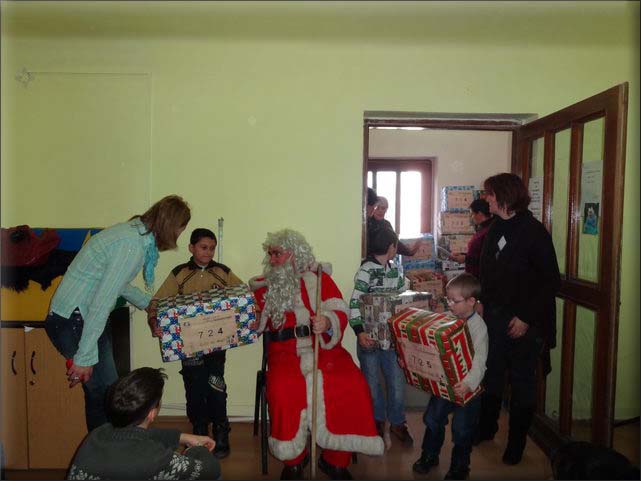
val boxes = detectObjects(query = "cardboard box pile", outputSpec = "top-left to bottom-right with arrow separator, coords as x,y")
439,234 -> 473,255
404,269 -> 446,297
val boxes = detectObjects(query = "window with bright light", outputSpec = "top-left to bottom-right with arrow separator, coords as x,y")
367,158 -> 433,238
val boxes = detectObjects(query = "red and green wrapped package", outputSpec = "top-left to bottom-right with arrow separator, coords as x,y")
388,307 -> 482,406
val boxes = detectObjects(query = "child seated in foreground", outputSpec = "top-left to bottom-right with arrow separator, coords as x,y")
412,273 -> 488,480
67,367 -> 221,480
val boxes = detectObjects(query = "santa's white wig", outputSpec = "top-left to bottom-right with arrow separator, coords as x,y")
260,229 -> 316,328
261,229 -> 316,273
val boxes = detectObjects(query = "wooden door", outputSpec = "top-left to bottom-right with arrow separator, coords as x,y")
0,328 -> 28,469
513,83 -> 628,449
25,328 -> 86,469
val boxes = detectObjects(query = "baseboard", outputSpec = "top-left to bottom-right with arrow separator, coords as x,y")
159,402 -> 257,418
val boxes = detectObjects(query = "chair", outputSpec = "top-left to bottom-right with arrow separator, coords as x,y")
253,335 -> 269,474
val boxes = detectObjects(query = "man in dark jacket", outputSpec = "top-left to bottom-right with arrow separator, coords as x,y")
476,173 -> 561,466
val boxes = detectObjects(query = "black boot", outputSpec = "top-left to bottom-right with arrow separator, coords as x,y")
280,455 -> 309,480
412,452 -> 439,475
192,421 -> 209,436
502,406 -> 534,465
318,456 -> 353,480
212,420 -> 231,459
474,394 -> 502,445
445,445 -> 470,480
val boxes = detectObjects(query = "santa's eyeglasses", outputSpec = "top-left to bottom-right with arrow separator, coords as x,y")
267,250 -> 286,258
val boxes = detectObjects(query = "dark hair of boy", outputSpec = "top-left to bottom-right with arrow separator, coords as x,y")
369,227 -> 398,256
446,272 -> 481,300
106,367 -> 168,428
190,228 -> 217,246
469,198 -> 491,217
367,187 -> 379,207
483,173 -> 531,213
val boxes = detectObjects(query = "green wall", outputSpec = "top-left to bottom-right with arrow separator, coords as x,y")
2,1 -> 638,419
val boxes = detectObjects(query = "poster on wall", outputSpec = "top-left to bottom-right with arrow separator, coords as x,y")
528,176 -> 543,222
580,162 -> 603,235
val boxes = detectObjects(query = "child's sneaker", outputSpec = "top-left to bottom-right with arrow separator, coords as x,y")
412,453 -> 439,474
390,422 -> 414,447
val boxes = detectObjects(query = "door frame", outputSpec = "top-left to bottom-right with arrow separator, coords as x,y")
362,118 -> 524,257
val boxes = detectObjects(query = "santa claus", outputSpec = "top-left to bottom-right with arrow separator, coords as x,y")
249,229 -> 384,480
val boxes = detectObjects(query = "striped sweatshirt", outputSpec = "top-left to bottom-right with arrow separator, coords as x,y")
348,256 -> 404,335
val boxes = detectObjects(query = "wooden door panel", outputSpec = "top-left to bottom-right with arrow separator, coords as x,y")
516,83 -> 628,448
0,328 -> 28,469
25,329 -> 86,469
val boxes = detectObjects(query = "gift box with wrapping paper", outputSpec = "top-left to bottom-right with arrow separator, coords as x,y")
389,307 -> 482,405
440,212 -> 475,235
400,234 -> 436,263
440,185 -> 478,212
359,290 -> 432,350
156,285 -> 257,362
439,234 -> 473,255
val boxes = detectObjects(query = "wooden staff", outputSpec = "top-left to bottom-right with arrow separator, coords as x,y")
310,264 -> 323,479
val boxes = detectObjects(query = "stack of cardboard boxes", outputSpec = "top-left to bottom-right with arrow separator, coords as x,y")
438,185 -> 477,281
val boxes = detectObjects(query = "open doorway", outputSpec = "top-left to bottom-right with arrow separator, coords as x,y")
362,115 -> 526,410
362,83 -> 630,454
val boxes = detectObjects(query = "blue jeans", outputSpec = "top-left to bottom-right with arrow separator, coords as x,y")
356,345 -> 406,426
421,394 -> 481,470
44,310 -> 118,432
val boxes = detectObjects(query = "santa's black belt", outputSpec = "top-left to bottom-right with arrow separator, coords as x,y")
269,325 -> 311,342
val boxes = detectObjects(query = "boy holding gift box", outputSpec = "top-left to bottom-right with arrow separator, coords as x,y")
412,273 -> 488,480
349,227 -> 414,447
147,228 -> 242,459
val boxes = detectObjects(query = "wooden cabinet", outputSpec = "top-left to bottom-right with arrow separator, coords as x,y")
1,326 -> 86,469
1,328 -> 28,469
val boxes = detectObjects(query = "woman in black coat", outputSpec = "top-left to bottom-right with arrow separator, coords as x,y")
476,173 -> 561,465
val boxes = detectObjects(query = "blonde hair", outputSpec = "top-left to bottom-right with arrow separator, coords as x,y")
132,195 -> 191,251
446,272 -> 481,300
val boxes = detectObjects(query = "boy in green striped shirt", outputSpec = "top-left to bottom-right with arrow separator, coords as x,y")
349,227 -> 414,447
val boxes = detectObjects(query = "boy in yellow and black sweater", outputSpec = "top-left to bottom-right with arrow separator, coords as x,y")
148,228 -> 243,459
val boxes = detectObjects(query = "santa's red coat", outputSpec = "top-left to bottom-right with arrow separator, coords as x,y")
250,269 -> 384,461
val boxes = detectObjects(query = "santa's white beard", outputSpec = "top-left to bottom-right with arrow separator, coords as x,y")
262,261 -> 300,329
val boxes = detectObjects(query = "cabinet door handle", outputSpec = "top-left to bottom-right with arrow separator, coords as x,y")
30,351 -> 36,375
11,351 -> 17,375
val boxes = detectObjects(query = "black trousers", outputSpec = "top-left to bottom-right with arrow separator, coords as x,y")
478,305 -> 542,443
180,350 -> 228,426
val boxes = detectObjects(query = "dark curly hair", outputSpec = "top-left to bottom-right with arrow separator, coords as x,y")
469,198 -> 491,217
190,228 -> 217,245
106,367 -> 167,427
369,226 -> 398,256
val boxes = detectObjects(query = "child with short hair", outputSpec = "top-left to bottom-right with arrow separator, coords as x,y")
412,272 -> 488,480
349,227 -> 414,447
68,367 -> 221,480
148,228 -> 242,459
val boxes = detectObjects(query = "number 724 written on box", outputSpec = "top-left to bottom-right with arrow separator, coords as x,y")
180,311 -> 238,357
